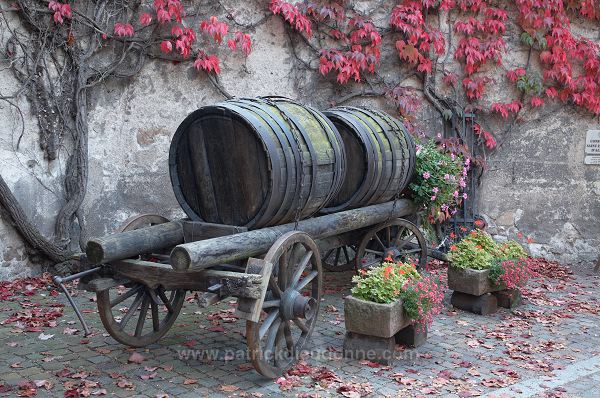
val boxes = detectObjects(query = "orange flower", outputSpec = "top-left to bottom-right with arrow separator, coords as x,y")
470,230 -> 478,237
475,245 -> 482,249
449,232 -> 456,239
474,219 -> 484,227
527,236 -> 534,244
384,265 -> 392,279
450,245 -> 458,251
384,256 -> 393,262
359,269 -> 367,275
399,269 -> 405,275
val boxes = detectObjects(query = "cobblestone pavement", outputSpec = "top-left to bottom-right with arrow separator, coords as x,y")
0,262 -> 598,397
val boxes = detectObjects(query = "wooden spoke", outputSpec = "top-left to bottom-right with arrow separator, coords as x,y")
259,310 -> 280,339
356,218 -> 428,271
135,296 -> 150,337
374,234 -> 387,251
293,318 -> 309,333
295,270 -> 318,291
97,283 -> 185,348
283,321 -> 294,353
157,288 -> 174,313
290,250 -> 312,288
322,245 -> 357,272
110,285 -> 143,308
119,291 -> 144,330
262,300 -> 281,309
247,231 -> 322,379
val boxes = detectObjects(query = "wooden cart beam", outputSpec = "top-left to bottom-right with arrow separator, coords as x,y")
170,199 -> 416,270
86,221 -> 185,264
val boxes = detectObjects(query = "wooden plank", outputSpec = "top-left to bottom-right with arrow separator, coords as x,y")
182,221 -> 247,243
86,221 -> 184,264
111,259 -> 264,294
235,258 -> 273,322
170,199 -> 417,270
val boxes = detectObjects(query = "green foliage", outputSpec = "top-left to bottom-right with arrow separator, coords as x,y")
351,261 -> 420,304
399,287 -> 421,320
498,240 -> 528,260
408,140 -> 464,222
449,229 -> 528,271
516,73 -> 544,96
488,259 -> 505,286
448,239 -> 494,270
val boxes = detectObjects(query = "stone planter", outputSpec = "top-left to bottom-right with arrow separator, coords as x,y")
447,266 -> 503,296
344,295 -> 411,338
448,266 -> 524,314
343,295 -> 427,365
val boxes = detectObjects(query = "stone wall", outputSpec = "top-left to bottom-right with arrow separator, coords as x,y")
0,2 -> 598,279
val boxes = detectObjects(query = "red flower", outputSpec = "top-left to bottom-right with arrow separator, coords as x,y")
450,245 -> 458,251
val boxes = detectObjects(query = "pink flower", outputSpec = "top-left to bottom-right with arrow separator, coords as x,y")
431,195 -> 436,201
422,172 -> 431,179
444,174 -> 450,180
459,179 -> 466,188
463,193 -> 468,199
465,158 -> 471,166
441,204 -> 449,211
432,187 -> 439,193
453,191 -> 459,198
451,153 -> 456,161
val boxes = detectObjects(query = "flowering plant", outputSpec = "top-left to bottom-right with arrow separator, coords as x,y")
409,140 -> 468,223
488,259 -> 532,289
449,230 -> 531,289
351,258 -> 445,328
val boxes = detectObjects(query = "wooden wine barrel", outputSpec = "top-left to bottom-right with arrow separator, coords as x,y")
169,97 -> 346,229
320,107 -> 416,213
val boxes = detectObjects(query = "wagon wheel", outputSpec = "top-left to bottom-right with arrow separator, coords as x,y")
355,218 -> 427,271
322,245 -> 357,272
247,231 -> 323,378
96,214 -> 186,347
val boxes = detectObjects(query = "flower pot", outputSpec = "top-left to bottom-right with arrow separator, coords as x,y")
447,266 -> 503,296
344,295 -> 411,338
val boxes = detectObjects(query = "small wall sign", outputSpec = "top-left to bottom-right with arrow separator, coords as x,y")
585,129 -> 600,154
584,155 -> 600,165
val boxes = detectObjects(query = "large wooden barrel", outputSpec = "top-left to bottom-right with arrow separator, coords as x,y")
169,97 -> 346,229
321,107 -> 416,213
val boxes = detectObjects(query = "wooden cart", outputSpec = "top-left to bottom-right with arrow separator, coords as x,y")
62,199 -> 427,378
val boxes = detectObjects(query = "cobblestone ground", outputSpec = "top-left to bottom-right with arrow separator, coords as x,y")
0,261 -> 598,398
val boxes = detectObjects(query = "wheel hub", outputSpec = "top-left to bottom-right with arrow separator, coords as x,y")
280,289 -> 317,320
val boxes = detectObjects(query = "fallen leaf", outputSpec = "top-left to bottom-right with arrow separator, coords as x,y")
127,352 -> 145,364
183,379 -> 197,385
220,385 -> 239,392
38,333 -> 54,340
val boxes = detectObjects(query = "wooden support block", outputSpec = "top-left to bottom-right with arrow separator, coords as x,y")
451,291 -> 498,315
196,292 -> 221,308
343,332 -> 396,365
493,289 -> 522,309
235,258 -> 273,322
395,324 -> 428,348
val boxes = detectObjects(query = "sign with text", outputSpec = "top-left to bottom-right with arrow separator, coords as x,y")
584,155 -> 600,165
585,129 -> 600,154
